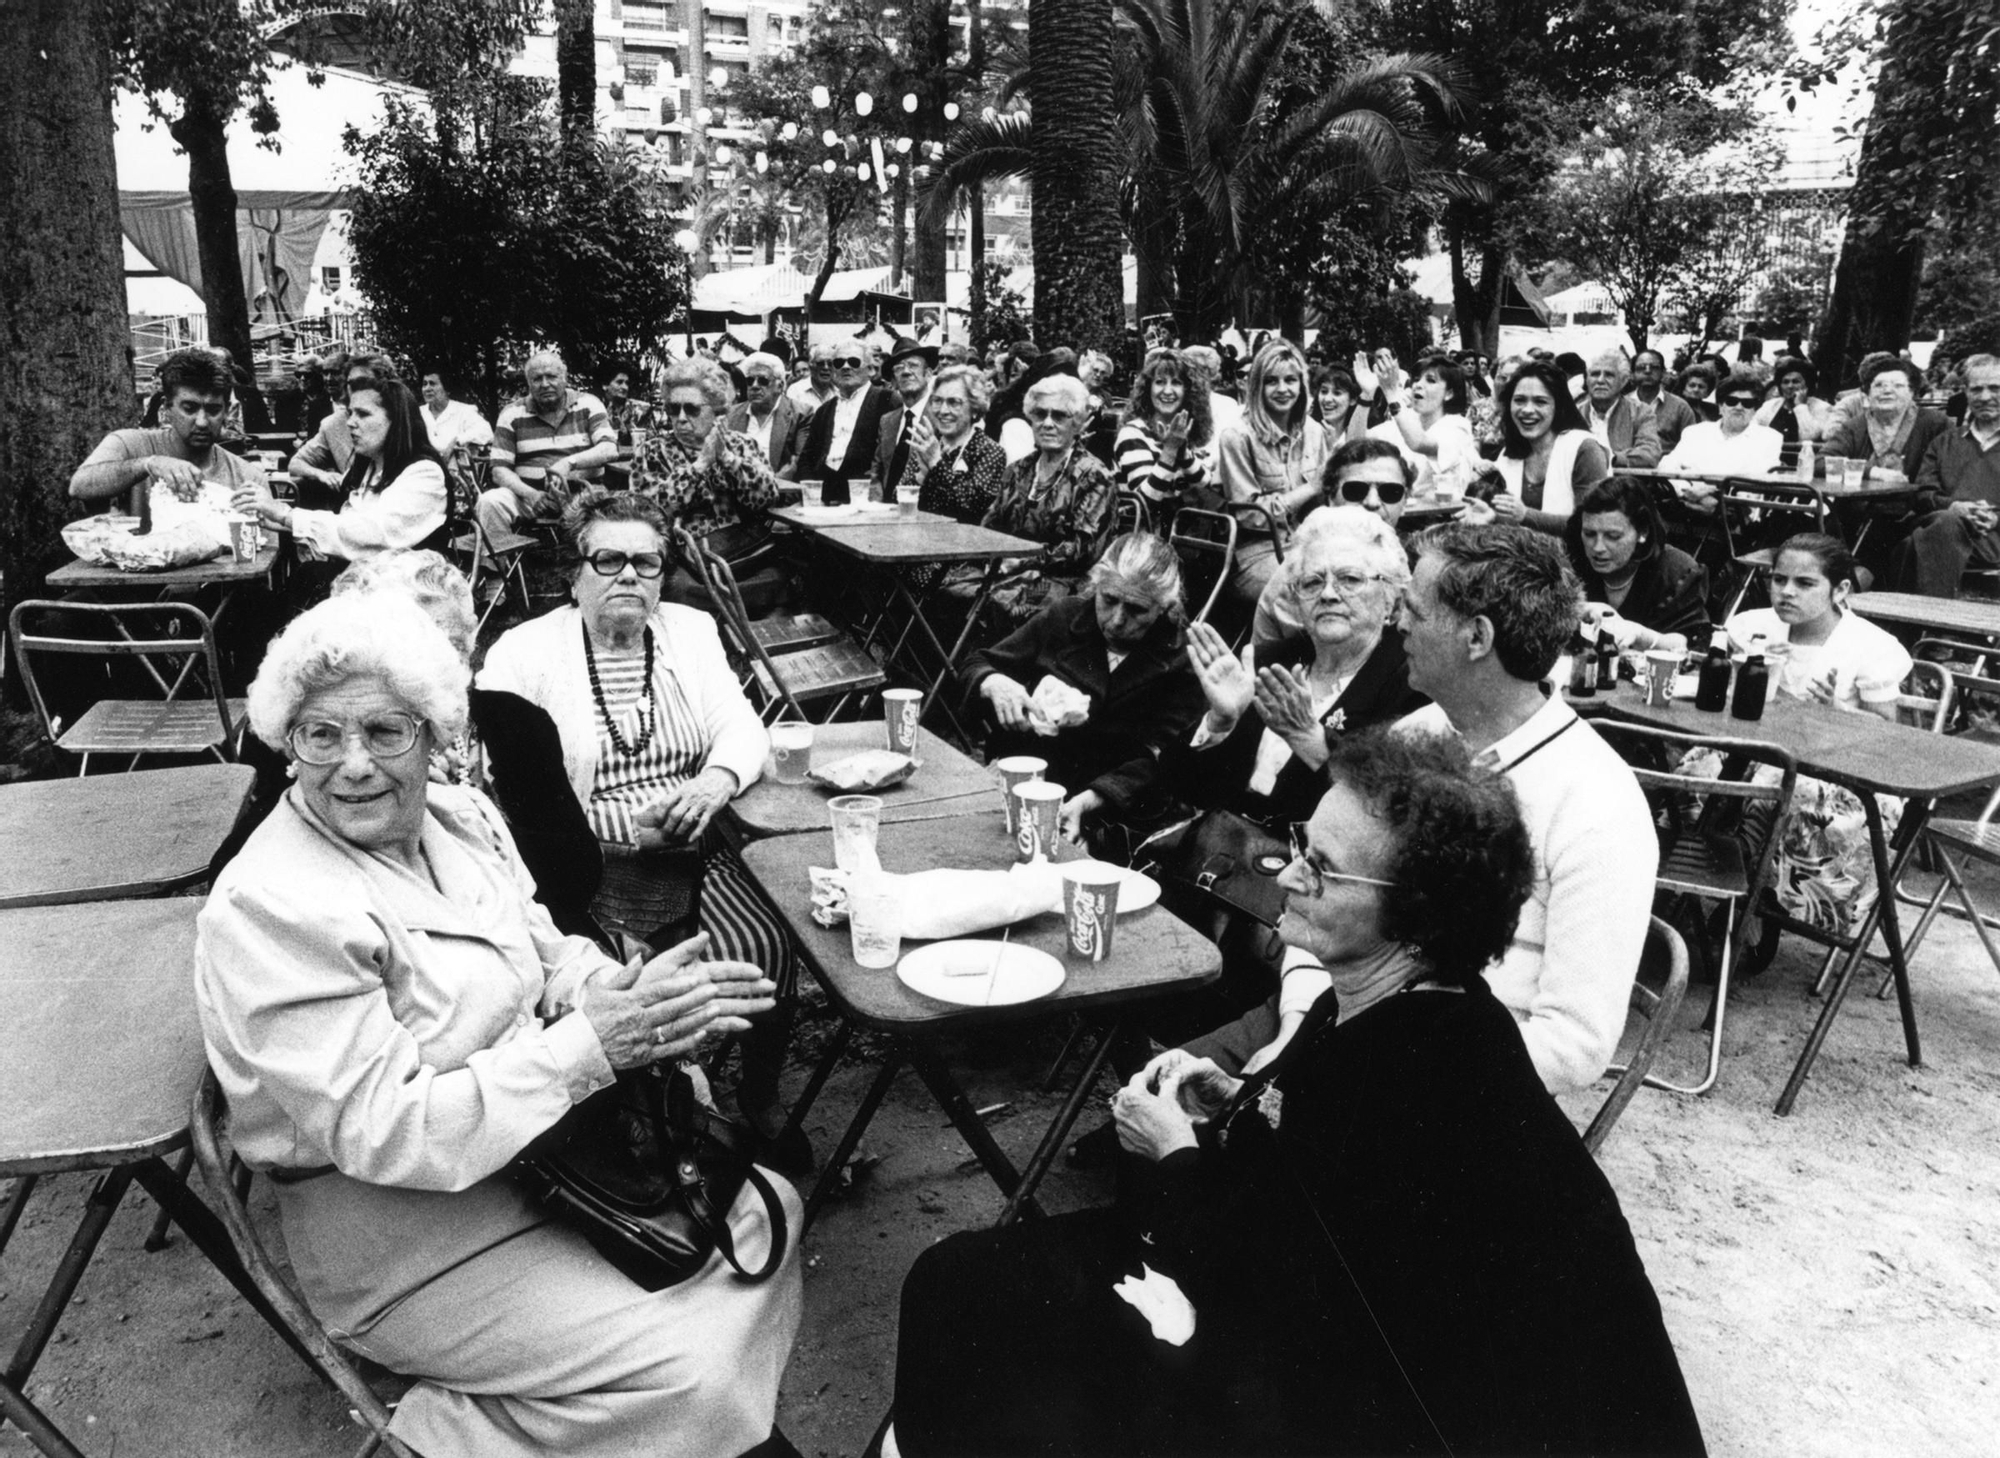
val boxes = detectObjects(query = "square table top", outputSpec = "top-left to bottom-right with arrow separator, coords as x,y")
1849,592 -> 2000,639
729,721 -> 1005,837
770,503 -> 958,529
0,764 -> 255,910
777,514 -> 1041,565
48,543 -> 281,591
1575,681 -> 2000,800
0,899 -> 208,1173
739,818 -> 1221,1032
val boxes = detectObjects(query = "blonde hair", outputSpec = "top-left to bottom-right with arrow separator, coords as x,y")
1244,338 -> 1311,443
247,593 -> 469,753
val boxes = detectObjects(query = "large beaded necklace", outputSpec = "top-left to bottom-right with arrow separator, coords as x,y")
583,621 -> 657,757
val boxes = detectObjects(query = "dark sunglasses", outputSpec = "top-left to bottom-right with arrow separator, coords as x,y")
1336,478 -> 1408,505
585,550 -> 667,578
659,401 -> 710,418
1721,396 -> 1759,409
832,355 -> 866,368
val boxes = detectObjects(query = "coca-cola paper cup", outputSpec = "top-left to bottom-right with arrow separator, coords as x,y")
1060,866 -> 1121,962
882,687 -> 922,756
994,755 -> 1047,834
1011,781 -> 1066,864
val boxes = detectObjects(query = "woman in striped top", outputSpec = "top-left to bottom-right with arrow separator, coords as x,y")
1113,348 -> 1215,526
478,491 -> 810,1172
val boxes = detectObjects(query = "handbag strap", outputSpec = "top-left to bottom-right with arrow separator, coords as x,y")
647,1070 -> 791,1282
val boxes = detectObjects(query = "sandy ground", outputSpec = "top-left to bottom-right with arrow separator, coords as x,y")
6,886 -> 2000,1457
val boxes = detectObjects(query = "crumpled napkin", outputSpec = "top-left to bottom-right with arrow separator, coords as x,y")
805,749 -> 918,791
1030,676 -> 1092,735
1113,1264 -> 1196,1346
807,862 -> 1065,935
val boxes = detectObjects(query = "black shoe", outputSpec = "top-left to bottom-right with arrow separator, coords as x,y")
1066,1120 -> 1120,1170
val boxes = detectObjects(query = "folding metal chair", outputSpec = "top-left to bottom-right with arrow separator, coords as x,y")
674,527 -> 885,722
1594,721 -> 1799,1096
9,600 -> 245,774
444,447 -> 533,631
1583,915 -> 1691,1153
1713,479 -> 1829,619
190,1073 -> 415,1458
1166,507 -> 1238,625
1890,665 -> 2000,985
1111,489 -> 1153,537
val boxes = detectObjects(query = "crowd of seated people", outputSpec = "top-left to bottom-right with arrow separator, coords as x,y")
78,318 -> 2000,1456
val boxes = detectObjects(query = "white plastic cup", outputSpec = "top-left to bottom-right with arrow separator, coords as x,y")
1060,866 -> 1121,963
848,874 -> 902,968
1843,458 -> 1867,489
897,482 -> 921,516
860,479 -> 884,505
1012,781 -> 1067,864
994,755 -> 1047,834
771,723 -> 814,784
828,794 -> 883,874
882,688 -> 922,755
1820,456 -> 1847,492
801,478 -> 825,508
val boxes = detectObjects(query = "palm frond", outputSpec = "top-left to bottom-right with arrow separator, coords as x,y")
917,112 -> 1036,227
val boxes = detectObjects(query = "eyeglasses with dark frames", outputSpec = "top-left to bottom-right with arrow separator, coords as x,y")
585,550 -> 668,578
1027,407 -> 1076,424
659,401 -> 710,418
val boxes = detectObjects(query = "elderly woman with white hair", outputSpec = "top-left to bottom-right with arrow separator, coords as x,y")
1175,506 -> 1425,829
631,356 -> 781,560
896,363 -> 1009,523
194,592 -> 801,1458
964,532 -> 1207,852
980,371 -> 1119,621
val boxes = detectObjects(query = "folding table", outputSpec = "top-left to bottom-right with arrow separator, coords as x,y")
0,764 -> 255,911
1581,684 -> 2000,1113
1849,591 -> 2000,644
728,721 -> 1004,839
0,900 -> 313,1457
47,543 -> 281,634
739,819 -> 1220,1228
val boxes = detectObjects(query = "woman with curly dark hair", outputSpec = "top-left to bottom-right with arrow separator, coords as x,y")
1112,347 -> 1216,522
887,729 -> 1704,1458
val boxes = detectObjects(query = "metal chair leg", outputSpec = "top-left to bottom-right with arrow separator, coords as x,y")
1645,902 -> 1733,1097
0,1175 -> 37,1260
1039,1023 -> 1091,1092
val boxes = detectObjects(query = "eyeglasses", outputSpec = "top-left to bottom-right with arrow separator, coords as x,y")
1027,407 -> 1076,424
1336,479 -> 1408,506
586,549 -> 667,578
1294,569 -> 1384,600
289,712 -> 426,766
832,356 -> 866,369
1287,822 -> 1395,898
1721,397 -> 1759,410
659,401 -> 710,418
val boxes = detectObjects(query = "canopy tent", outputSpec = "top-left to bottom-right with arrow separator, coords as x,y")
114,68 -> 391,319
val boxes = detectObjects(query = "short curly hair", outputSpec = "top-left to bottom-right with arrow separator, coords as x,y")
1322,728 -> 1534,986
247,593 -> 469,754
332,549 -> 477,661
658,357 -> 734,412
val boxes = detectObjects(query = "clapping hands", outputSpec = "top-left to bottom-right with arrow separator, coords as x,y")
1186,621 -> 1255,727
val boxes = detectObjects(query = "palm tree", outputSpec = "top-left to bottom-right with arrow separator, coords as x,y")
1025,0 -> 1128,351
928,0 -> 1471,341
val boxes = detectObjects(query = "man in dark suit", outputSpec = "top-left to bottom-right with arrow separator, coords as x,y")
1580,351 -> 1663,468
724,351 -> 805,475
872,336 -> 939,491
785,341 -> 896,503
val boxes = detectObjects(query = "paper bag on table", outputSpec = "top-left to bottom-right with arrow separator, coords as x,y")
808,861 -> 1065,934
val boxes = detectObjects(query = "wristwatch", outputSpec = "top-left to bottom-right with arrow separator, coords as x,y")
1385,400 -> 1403,416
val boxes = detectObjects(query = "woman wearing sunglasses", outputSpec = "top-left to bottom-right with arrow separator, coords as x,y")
887,731 -> 1703,1458
629,357 -> 781,562
1658,370 -> 1785,513
478,491 -> 811,1174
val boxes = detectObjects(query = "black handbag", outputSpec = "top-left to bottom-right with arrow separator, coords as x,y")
513,1062 -> 789,1293
1138,808 -> 1292,930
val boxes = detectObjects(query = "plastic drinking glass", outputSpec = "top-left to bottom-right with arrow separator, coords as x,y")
1843,458 -> 1867,489
848,874 -> 902,968
860,480 -> 884,505
828,794 -> 883,873
897,483 -> 921,516
1820,456 -> 1847,492
1643,649 -> 1681,706
801,478 -> 825,508
994,755 -> 1047,834
771,723 -> 814,784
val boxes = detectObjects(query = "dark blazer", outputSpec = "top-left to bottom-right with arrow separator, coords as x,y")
872,400 -> 928,489
964,594 -> 1206,815
1580,543 -> 1711,647
1161,628 -> 1426,828
469,687 -> 604,940
787,383 -> 896,504
724,395 -> 805,476
1823,406 -> 1952,483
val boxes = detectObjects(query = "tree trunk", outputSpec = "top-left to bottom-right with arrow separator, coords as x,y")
1027,0 -> 1125,353
555,0 -> 596,147
1814,2 -> 1947,391
908,0 -> 952,304
1130,168 -> 1176,329
1,0 -> 132,704
1446,221 -> 1504,357
167,98 -> 255,384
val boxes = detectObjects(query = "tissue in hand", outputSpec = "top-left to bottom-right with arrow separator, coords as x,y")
1030,676 -> 1092,735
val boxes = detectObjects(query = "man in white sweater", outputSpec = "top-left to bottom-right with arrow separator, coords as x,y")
1187,523 -> 1655,1092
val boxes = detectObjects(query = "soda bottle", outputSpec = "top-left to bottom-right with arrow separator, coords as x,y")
1732,651 -> 1770,721
1596,631 -> 1618,691
1568,642 -> 1595,698
1694,645 -> 1731,711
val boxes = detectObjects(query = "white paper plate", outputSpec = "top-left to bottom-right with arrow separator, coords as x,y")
1061,860 -> 1161,914
850,500 -> 900,515
897,940 -> 1066,1007
795,504 -> 861,522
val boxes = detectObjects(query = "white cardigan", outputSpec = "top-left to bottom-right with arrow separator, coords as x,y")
477,603 -> 768,814
1495,430 -> 1591,519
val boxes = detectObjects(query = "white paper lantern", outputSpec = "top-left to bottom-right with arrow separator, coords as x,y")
886,163 -> 900,178
822,127 -> 839,147
714,144 -> 732,164
943,101 -> 960,121
854,92 -> 874,117
821,158 -> 836,174
780,121 -> 799,141
811,85 -> 831,109
858,163 -> 872,181
755,151 -> 769,173
895,136 -> 913,154
902,93 -> 918,113
694,106 -> 713,127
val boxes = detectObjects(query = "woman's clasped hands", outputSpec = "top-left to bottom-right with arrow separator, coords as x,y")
635,767 -> 738,846
1113,1049 -> 1243,1162
583,932 -> 777,1070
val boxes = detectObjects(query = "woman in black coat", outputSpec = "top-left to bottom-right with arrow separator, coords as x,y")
889,731 -> 1706,1458
1567,476 -> 1712,651
965,532 -> 1207,857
